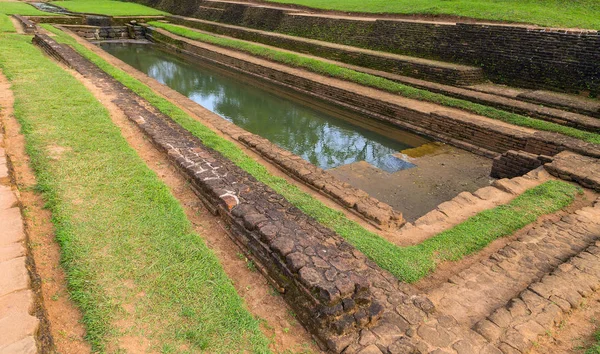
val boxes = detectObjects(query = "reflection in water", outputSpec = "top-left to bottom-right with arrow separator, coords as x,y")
101,43 -> 428,170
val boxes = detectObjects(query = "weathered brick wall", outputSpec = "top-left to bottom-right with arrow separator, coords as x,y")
58,25 -> 139,40
166,15 -> 485,86
146,28 -> 600,161
132,0 -> 600,94
490,150 -> 547,179
12,15 -> 36,33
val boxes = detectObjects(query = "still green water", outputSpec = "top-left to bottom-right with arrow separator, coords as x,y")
100,42 -> 429,171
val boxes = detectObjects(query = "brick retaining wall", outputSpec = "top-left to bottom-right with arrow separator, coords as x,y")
146,27 -> 600,161
165,15 -> 485,86
132,0 -> 600,95
58,25 -> 143,41
490,150 -> 548,179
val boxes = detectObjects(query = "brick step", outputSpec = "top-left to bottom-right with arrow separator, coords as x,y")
427,199 -> 600,331
469,83 -> 600,119
164,15 -> 486,86
474,201 -> 600,354
160,17 -> 600,133
393,168 -> 551,246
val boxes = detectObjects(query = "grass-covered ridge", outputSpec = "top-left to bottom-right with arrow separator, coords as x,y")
49,0 -> 167,16
263,0 -> 600,30
0,33 -> 270,353
148,22 -> 600,145
45,25 -> 581,284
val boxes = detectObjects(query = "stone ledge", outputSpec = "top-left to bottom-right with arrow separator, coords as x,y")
238,134 -> 404,229
544,151 -> 600,192
12,15 -> 36,34
166,15 -> 486,86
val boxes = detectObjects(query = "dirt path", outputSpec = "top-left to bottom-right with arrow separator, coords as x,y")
0,70 -> 91,353
64,63 -> 320,353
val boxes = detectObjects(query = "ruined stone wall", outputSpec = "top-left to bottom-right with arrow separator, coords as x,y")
132,0 -> 600,95
58,25 -> 144,40
490,150 -> 547,179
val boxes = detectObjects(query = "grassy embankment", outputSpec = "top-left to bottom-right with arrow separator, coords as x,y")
0,31 -> 270,353
49,0 -> 167,16
264,0 -> 600,30
46,25 -> 581,283
148,22 -> 600,145
0,2 -> 58,33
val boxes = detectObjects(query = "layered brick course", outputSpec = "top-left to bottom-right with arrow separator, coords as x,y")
239,134 -> 404,229
146,27 -> 600,161
12,15 -> 36,34
165,15 -> 485,86
130,0 -> 600,94
160,16 -> 600,132
57,25 -> 144,41
490,150 -> 549,179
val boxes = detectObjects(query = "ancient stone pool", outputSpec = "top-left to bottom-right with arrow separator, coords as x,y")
100,42 -> 430,171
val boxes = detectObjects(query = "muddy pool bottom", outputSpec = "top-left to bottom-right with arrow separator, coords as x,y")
100,41 -> 493,221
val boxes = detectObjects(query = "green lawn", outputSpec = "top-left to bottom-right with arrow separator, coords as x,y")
45,24 -> 581,283
50,0 -> 167,16
263,0 -> 600,30
148,22 -> 600,145
0,2 -> 57,16
0,14 -> 13,32
0,32 -> 270,353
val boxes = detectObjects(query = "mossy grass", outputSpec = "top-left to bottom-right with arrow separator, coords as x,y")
264,0 -> 600,30
148,22 -> 600,145
45,25 -> 581,284
49,0 -> 167,16
0,32 -> 270,353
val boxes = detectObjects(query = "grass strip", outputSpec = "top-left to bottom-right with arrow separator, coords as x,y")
0,14 -> 14,33
263,0 -> 600,30
148,22 -> 600,145
0,2 -> 57,16
0,33 -> 270,353
45,25 -> 580,283
49,0 -> 167,16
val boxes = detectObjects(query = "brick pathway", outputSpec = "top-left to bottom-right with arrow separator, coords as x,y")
0,93 -> 38,353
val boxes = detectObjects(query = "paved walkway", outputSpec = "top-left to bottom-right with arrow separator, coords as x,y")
0,105 -> 38,353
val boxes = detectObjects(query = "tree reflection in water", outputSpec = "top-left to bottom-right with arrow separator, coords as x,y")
103,43 -> 424,171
